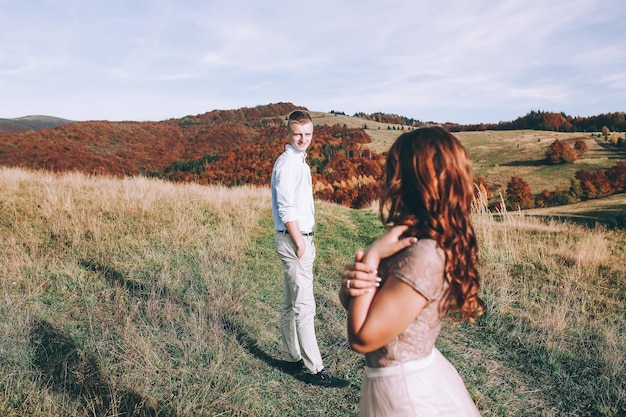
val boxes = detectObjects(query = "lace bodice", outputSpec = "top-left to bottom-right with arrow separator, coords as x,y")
364,239 -> 447,368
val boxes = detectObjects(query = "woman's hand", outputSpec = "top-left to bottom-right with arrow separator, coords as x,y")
340,250 -> 379,309
362,225 -> 416,268
339,225 -> 416,309
345,225 -> 422,353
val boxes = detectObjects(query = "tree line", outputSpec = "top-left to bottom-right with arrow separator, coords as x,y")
443,110 -> 626,133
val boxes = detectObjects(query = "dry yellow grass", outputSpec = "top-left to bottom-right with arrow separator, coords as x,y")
467,207 -> 624,415
0,167 -> 274,416
309,111 -> 415,154
1,166 -> 624,416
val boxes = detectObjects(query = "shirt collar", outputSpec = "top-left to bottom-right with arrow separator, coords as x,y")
285,144 -> 307,161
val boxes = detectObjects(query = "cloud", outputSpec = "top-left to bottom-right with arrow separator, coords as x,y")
0,0 -> 624,123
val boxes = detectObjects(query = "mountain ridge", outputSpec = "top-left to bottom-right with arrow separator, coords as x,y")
1,103 -> 624,211
0,115 -> 74,134
2,108 -> 626,134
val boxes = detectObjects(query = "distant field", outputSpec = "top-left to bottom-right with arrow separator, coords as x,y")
312,111 -> 626,210
455,130 -> 626,196
524,192 -> 626,227
310,111 -> 412,154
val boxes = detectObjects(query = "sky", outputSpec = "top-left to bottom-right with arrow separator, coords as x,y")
1,0 -> 625,125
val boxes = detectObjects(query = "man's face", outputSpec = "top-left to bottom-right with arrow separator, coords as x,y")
288,121 -> 313,153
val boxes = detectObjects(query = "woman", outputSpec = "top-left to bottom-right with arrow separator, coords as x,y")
340,126 -> 483,416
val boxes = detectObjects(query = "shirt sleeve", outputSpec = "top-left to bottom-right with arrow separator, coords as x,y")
273,157 -> 301,224
384,239 -> 445,301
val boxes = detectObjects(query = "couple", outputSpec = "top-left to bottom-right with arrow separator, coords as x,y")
271,110 -> 483,416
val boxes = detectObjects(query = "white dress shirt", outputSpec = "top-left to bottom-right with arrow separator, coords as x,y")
271,144 -> 315,233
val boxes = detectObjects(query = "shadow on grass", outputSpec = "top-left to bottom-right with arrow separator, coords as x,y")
594,141 -> 626,159
221,315 -> 352,388
531,208 -> 626,229
79,260 -> 175,301
31,318 -> 175,416
221,316 -> 302,375
476,310 -> 625,416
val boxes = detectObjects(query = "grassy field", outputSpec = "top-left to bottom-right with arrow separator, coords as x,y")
0,166 -> 624,416
456,130 -> 626,197
524,192 -> 626,228
309,111 -> 410,155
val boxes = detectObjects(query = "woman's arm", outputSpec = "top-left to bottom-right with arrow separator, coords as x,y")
340,226 -> 417,309
343,226 -> 425,353
339,250 -> 379,310
348,275 -> 427,353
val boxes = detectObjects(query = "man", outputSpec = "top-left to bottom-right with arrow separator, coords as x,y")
271,110 -> 346,388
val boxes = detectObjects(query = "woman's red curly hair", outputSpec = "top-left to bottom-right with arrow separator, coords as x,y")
379,126 -> 484,321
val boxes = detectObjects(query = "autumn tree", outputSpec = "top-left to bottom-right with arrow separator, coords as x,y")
541,112 -> 574,131
574,169 -> 595,198
606,161 -> 626,192
573,139 -> 588,157
574,169 -> 613,200
474,176 -> 492,199
506,176 -> 534,209
546,139 -> 577,164
597,171 -> 612,196
535,189 -> 552,208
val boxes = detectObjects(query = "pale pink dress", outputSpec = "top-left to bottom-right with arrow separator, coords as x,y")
359,239 -> 481,417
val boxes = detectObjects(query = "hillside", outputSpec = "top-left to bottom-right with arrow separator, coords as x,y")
1,103 -> 625,214
0,103 -> 384,209
309,111 -> 421,154
0,167 -> 623,416
0,115 -> 73,134
456,130 -> 626,195
525,191 -> 626,227
312,112 -> 626,215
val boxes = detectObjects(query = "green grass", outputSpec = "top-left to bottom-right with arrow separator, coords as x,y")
0,167 -> 625,416
454,131 -> 618,195
526,192 -> 626,228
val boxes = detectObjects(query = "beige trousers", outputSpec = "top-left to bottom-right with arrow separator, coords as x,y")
275,233 -> 324,374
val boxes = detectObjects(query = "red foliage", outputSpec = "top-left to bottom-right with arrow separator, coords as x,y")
575,169 -> 614,200
573,139 -> 588,156
606,161 -> 626,192
535,189 -> 552,208
541,112 -> 574,131
474,176 -> 492,199
0,103 -> 391,208
594,171 -> 613,197
351,182 -> 382,209
0,120 -> 189,176
546,139 -> 577,164
506,176 -> 534,209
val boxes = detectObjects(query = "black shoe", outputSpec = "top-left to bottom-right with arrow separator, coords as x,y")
282,359 -> 305,374
302,369 -> 350,388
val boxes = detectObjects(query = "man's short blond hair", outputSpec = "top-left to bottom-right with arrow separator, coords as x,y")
287,110 -> 313,130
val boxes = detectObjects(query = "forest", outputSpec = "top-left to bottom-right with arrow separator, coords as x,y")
0,103 -> 383,208
443,110 -> 626,133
